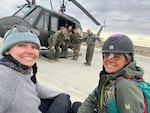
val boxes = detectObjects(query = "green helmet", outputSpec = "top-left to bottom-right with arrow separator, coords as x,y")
102,34 -> 134,54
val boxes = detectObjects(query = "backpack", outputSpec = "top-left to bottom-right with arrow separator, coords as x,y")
105,76 -> 150,113
136,81 -> 150,113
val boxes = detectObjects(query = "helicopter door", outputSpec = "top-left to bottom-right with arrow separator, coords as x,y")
51,16 -> 58,33
36,12 -> 50,47
58,16 -> 76,31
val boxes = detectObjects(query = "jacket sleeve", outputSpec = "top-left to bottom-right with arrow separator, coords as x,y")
92,34 -> 100,42
52,31 -> 60,45
116,79 -> 144,113
0,94 -> 10,112
96,37 -> 101,42
77,88 -> 97,113
36,81 -> 63,99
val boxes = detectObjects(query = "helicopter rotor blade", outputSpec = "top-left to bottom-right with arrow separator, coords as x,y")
32,0 -> 36,4
68,0 -> 100,26
97,21 -> 106,36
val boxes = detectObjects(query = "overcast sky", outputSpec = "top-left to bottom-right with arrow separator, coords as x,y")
0,0 -> 150,37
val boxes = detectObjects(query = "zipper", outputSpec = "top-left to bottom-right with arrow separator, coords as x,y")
98,76 -> 109,112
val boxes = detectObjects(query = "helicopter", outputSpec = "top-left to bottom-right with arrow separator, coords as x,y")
0,0 -> 101,48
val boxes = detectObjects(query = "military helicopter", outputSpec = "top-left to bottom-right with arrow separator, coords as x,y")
0,0 -> 101,48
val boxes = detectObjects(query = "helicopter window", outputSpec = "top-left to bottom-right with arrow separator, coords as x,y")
24,7 -> 41,25
15,6 -> 34,18
43,14 -> 49,31
51,16 -> 58,32
36,13 -> 49,31
36,16 -> 43,30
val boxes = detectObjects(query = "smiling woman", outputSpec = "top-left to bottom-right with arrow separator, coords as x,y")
0,24 -> 71,113
5,42 -> 39,67
76,33 -> 147,113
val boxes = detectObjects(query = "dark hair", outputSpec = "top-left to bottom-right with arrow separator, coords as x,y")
31,63 -> 37,84
123,53 -> 133,62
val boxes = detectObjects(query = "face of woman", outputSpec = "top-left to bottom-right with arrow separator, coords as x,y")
103,53 -> 129,73
6,42 -> 39,67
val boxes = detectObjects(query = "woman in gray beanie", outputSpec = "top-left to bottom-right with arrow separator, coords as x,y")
0,24 -> 71,113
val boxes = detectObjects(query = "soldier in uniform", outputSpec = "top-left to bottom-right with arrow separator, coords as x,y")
71,28 -> 82,60
48,27 -> 68,61
47,35 -> 55,62
84,29 -> 100,66
61,26 -> 73,58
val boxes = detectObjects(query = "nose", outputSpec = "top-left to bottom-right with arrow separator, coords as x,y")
107,53 -> 114,59
104,53 -> 115,60
26,46 -> 35,53
107,57 -> 116,62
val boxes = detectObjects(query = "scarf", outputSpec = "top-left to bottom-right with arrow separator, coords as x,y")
0,55 -> 37,83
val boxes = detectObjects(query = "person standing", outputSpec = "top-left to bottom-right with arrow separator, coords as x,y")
0,24 -> 71,113
71,28 -> 82,60
84,29 -> 100,66
76,34 -> 146,113
61,26 -> 73,58
45,34 -> 55,62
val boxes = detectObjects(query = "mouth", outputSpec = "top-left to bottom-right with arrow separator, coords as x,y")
24,57 -> 33,59
22,56 -> 35,60
105,63 -> 116,68
106,64 -> 114,68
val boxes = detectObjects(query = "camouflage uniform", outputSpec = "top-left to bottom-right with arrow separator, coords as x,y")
47,35 -> 55,60
51,30 -> 65,60
71,32 -> 82,60
61,31 -> 72,58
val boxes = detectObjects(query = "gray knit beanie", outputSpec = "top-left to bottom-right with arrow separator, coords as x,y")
1,27 -> 41,56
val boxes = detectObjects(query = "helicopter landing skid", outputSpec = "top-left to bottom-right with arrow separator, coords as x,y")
41,50 -> 82,60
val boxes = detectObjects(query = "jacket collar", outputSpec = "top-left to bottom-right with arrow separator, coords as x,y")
101,62 -> 144,80
0,55 -> 31,74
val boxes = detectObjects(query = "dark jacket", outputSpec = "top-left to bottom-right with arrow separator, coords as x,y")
84,34 -> 100,45
77,62 -> 144,113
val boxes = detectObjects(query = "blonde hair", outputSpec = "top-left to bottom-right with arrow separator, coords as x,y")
124,53 -> 132,63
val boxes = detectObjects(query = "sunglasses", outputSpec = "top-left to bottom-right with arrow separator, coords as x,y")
4,24 -> 40,40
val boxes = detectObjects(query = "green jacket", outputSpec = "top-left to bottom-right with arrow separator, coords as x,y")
52,31 -> 65,46
84,34 -> 100,45
63,31 -> 72,41
70,32 -> 82,43
77,62 -> 144,113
